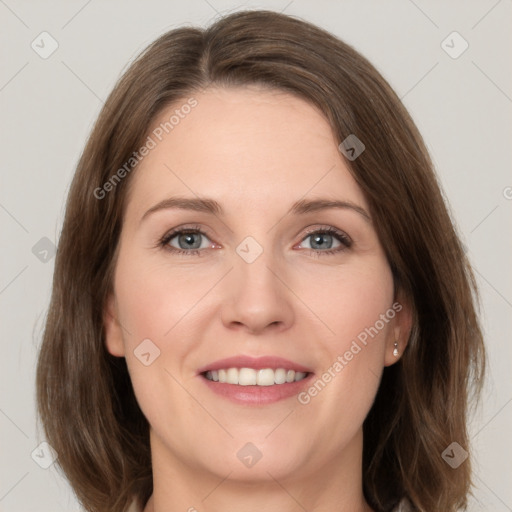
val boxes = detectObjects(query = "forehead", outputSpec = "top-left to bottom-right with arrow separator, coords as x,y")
125,86 -> 367,217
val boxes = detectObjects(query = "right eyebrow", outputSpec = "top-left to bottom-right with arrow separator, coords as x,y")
141,197 -> 222,223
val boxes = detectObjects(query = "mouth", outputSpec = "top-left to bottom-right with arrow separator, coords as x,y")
202,367 -> 309,385
197,355 -> 314,405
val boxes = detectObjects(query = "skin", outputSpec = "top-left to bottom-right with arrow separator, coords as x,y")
104,85 -> 411,512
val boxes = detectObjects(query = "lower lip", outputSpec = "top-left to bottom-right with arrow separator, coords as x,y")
200,374 -> 314,405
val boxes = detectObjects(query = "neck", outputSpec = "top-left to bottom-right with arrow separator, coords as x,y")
143,428 -> 373,512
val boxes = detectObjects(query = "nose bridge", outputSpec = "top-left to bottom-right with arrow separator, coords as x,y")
233,234 -> 282,300
221,234 -> 294,333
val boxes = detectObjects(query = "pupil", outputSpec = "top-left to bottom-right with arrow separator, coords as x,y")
180,233 -> 200,249
312,234 -> 332,250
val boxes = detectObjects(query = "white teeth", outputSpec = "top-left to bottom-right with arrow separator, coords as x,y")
257,369 -> 275,386
204,367 -> 309,385
294,371 -> 306,381
274,368 -> 286,384
226,368 -> 238,383
239,368 -> 257,385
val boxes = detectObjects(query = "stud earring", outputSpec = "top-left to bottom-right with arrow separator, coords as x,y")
393,341 -> 399,357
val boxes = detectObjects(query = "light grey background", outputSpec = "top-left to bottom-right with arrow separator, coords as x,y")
1,1 -> 511,510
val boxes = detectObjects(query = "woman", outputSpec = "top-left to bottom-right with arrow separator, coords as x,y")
36,9 -> 485,512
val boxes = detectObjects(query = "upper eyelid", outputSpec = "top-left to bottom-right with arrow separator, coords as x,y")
300,225 -> 351,241
162,224 -> 212,237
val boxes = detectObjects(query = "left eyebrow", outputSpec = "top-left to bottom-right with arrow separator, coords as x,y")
290,198 -> 371,223
140,196 -> 371,223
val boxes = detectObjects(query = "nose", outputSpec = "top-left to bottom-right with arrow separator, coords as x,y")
220,247 -> 295,335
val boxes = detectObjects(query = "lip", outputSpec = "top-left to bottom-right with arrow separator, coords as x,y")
200,374 -> 314,405
196,355 -> 313,374
197,355 -> 314,405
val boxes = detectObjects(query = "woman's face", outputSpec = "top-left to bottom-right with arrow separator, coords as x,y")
104,86 -> 409,484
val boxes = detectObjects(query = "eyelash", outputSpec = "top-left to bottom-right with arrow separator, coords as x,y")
158,224 -> 352,257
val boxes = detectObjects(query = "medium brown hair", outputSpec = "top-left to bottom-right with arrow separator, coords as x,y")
36,9 -> 485,512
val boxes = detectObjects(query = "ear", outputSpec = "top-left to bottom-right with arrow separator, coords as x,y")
384,295 -> 413,367
103,294 -> 126,357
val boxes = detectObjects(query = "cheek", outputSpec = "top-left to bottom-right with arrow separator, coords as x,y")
111,250 -> 196,407
293,259 -> 394,425
296,257 -> 395,349
111,243 -> 230,409
114,247 -> 218,344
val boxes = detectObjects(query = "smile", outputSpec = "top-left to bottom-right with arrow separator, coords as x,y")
203,367 -> 309,386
